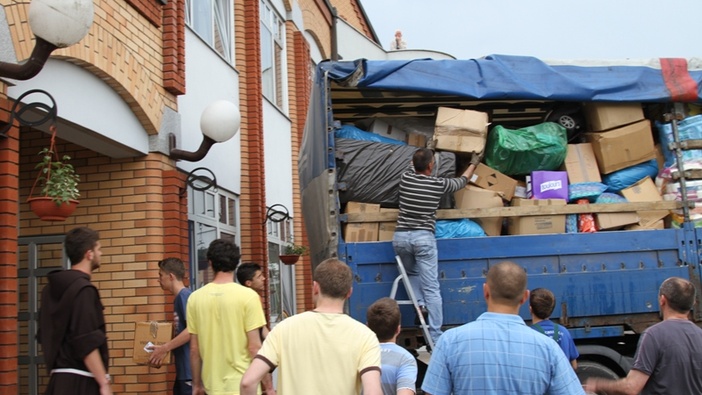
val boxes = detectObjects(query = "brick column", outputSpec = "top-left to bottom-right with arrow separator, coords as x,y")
0,93 -> 19,392
289,31 -> 315,312
235,0 -> 269,310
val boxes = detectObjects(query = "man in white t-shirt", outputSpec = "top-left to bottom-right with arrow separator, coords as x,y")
240,258 -> 382,395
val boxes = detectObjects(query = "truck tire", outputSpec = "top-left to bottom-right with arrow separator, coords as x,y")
576,360 -> 620,382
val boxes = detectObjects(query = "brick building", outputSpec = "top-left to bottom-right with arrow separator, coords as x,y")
0,0 -> 379,393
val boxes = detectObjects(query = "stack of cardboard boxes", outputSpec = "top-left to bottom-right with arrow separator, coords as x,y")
343,103 -> 668,242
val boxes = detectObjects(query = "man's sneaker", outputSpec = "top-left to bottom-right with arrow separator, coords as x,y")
414,306 -> 429,326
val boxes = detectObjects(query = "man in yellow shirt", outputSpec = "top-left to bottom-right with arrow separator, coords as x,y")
240,258 -> 382,395
187,239 -> 271,395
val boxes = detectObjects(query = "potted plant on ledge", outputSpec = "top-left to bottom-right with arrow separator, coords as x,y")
27,147 -> 80,221
279,243 -> 308,265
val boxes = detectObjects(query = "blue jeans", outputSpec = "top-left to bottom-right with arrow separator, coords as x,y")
393,229 -> 443,343
174,380 -> 192,395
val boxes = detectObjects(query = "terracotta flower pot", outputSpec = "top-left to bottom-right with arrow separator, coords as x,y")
28,197 -> 79,221
279,254 -> 300,265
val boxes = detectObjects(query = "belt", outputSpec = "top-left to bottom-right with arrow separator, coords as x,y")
51,368 -> 111,384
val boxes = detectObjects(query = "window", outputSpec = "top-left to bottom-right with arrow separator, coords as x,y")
188,182 -> 239,288
267,215 -> 295,322
260,0 -> 285,107
185,0 -> 233,62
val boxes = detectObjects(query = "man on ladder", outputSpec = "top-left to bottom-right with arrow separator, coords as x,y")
392,148 -> 481,345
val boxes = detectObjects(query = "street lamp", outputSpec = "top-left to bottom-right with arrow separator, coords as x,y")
0,0 -> 94,80
169,100 -> 241,162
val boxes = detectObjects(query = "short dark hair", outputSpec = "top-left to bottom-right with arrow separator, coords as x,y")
487,261 -> 527,306
65,227 -> 99,265
367,297 -> 401,342
314,258 -> 352,299
660,277 -> 696,313
412,148 -> 434,172
237,262 -> 262,285
159,257 -> 186,281
207,239 -> 241,273
530,288 -> 556,320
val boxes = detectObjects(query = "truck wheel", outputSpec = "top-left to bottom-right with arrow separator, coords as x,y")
576,360 -> 620,382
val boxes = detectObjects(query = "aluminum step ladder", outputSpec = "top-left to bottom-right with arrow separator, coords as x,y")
389,255 -> 435,352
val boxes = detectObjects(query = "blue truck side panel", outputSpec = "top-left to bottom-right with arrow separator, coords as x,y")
343,229 -> 695,336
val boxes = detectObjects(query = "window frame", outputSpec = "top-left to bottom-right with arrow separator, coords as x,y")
260,0 -> 286,109
185,0 -> 234,63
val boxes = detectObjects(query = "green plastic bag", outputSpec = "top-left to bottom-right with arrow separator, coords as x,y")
485,122 -> 567,176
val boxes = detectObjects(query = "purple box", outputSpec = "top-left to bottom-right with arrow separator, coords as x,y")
529,171 -> 569,200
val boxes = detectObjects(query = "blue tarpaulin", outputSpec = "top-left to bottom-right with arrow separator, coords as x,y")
319,55 -> 702,102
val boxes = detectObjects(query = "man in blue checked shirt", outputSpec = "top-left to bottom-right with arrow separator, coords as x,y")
422,261 -> 585,395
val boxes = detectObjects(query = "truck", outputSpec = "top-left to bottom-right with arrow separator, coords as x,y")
299,55 -> 702,382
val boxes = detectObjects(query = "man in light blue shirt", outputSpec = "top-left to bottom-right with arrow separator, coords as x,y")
366,297 -> 417,395
422,261 -> 585,395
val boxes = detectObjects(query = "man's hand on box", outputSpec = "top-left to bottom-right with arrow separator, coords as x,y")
147,343 -> 169,368
470,151 -> 483,166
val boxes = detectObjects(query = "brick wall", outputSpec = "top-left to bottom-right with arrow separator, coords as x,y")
1,0 -> 178,135
18,130 -> 188,393
0,94 -> 19,393
235,1 -> 268,271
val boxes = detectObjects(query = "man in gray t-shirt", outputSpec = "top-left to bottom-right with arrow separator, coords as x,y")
585,277 -> 702,394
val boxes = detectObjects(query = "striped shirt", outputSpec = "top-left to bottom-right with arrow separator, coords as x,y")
396,170 -> 468,232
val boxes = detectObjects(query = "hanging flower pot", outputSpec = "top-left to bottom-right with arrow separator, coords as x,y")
279,243 -> 308,265
27,125 -> 81,222
28,197 -> 79,221
279,254 -> 301,265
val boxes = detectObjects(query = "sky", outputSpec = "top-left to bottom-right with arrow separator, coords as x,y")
360,0 -> 702,60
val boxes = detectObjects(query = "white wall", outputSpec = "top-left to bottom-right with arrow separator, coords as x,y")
262,100 -> 293,212
176,30 -> 242,194
7,59 -> 148,158
336,19 -> 453,61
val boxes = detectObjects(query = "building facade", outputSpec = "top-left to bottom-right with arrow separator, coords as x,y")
0,0 -> 382,393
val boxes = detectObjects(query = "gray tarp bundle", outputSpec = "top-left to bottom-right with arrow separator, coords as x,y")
335,138 -> 457,208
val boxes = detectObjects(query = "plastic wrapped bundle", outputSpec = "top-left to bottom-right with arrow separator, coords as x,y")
603,159 -> 659,192
335,138 -> 457,207
485,122 -> 567,176
568,182 -> 608,202
436,219 -> 486,239
657,115 -> 702,167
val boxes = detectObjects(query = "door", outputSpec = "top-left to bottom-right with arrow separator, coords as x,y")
18,235 -> 67,395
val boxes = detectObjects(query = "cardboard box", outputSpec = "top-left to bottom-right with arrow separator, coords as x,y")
133,321 -> 173,365
407,132 -> 427,147
596,212 -> 640,230
507,198 -> 567,235
564,143 -> 602,184
470,163 -> 518,201
367,119 -> 408,142
378,208 -> 398,241
585,120 -> 656,174
454,185 -> 504,236
433,107 -> 488,153
621,177 -> 669,229
343,202 -> 380,242
528,171 -> 569,200
583,103 -> 644,132
626,219 -> 665,231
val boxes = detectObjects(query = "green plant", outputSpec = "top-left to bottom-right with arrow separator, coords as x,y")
283,243 -> 308,256
34,147 -> 80,205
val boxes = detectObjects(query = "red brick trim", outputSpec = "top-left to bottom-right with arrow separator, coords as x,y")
163,0 -> 186,95
125,0 -> 163,28
0,96 -> 19,390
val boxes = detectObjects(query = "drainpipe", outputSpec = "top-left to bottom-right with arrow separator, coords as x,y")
323,0 -> 338,61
